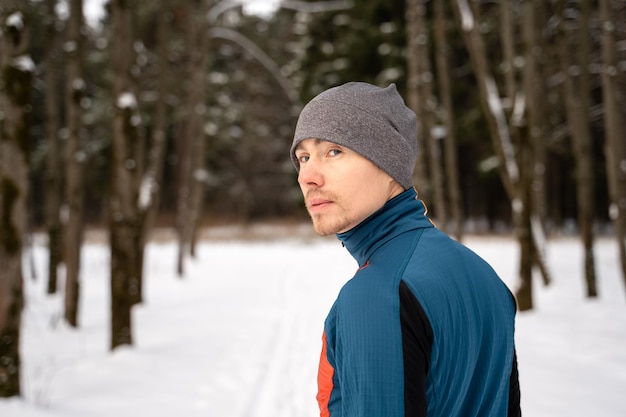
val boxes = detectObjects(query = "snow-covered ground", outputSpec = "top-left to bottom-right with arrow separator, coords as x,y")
1,227 -> 625,416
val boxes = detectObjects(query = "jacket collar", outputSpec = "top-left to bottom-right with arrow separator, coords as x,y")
336,188 -> 434,267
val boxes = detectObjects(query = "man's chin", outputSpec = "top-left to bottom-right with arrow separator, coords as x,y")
311,216 -> 352,236
310,216 -> 336,236
312,223 -> 336,236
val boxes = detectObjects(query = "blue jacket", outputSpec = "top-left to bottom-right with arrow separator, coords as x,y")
317,188 -> 521,417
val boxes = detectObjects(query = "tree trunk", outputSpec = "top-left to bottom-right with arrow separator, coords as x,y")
187,0 -> 211,258
406,0 -> 446,226
450,0 -> 551,310
405,0 -> 429,196
175,121 -> 192,276
0,2 -> 32,397
421,2 -> 446,230
450,0 -> 518,199
43,0 -> 63,295
521,0 -> 551,289
434,0 -> 463,240
110,0 -> 139,350
134,7 -> 172,302
515,135 -> 535,311
577,0 -> 597,297
556,0 -> 597,297
406,0 -> 447,224
500,0 -> 516,105
531,3 -> 549,230
599,0 -> 626,291
176,0 -> 210,274
64,0 -> 86,327
511,0 -> 535,311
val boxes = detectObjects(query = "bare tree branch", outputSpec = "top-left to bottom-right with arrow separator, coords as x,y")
208,26 -> 300,106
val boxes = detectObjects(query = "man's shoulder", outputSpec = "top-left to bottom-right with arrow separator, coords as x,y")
334,262 -> 402,312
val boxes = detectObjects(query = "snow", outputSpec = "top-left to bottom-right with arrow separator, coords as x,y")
242,0 -> 281,18
1,228 -> 625,416
137,177 -> 153,210
485,76 -> 519,183
116,92 -> 137,110
11,55 -> 36,73
6,11 -> 24,29
71,78 -> 86,92
80,0 -> 102,27
457,0 -> 474,32
63,41 -> 77,54
85,0 -> 281,26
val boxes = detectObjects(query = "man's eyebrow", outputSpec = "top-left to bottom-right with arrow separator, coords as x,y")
294,138 -> 322,152
296,138 -> 325,150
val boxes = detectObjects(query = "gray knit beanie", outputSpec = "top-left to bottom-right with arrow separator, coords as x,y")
290,82 -> 418,190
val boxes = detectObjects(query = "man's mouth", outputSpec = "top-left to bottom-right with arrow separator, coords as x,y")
307,198 -> 333,211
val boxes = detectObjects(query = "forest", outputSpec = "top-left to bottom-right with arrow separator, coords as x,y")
1,0 -> 625,398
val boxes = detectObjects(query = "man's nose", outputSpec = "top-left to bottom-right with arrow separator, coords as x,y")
298,159 -> 324,188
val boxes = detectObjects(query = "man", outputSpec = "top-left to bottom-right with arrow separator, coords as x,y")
290,82 -> 521,417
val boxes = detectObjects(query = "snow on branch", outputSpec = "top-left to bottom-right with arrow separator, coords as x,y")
72,78 -> 87,92
138,176 -> 155,210
117,92 -> 138,109
6,11 -> 24,30
456,0 -> 474,31
485,76 -> 519,183
11,55 -> 35,73
511,91 -> 526,128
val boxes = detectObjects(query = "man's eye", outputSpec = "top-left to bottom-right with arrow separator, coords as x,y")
298,155 -> 309,163
328,149 -> 342,157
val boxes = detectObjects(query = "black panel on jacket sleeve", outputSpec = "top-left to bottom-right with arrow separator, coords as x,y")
399,280 -> 434,417
508,348 -> 522,417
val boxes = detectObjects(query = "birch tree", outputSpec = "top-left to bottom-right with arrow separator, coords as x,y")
0,1 -> 32,397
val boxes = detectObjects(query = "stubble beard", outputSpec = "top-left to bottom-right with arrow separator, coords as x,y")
309,212 -> 350,236
308,202 -> 355,236
305,191 -> 354,236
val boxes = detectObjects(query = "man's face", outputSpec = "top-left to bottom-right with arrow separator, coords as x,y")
294,138 -> 404,236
